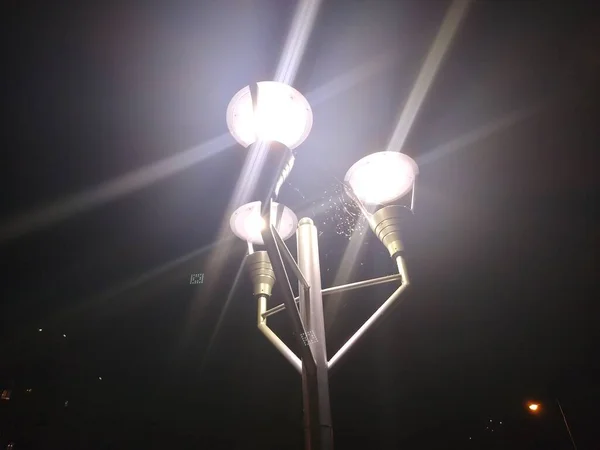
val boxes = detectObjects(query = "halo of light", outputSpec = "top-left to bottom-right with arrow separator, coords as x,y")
344,151 -> 418,206
230,201 -> 298,245
226,81 -> 313,149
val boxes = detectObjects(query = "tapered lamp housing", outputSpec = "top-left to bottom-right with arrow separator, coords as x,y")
246,251 -> 276,298
344,151 -> 418,258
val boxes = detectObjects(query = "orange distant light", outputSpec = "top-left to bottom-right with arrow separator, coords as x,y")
528,403 -> 540,411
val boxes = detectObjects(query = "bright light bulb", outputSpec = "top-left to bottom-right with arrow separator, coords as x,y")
344,151 -> 418,206
244,214 -> 266,237
226,81 -> 313,149
528,403 -> 539,411
230,201 -> 298,245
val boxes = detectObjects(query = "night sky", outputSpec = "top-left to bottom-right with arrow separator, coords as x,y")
1,1 -> 599,449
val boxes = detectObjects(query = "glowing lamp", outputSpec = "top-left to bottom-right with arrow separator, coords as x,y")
230,201 -> 298,245
226,81 -> 313,149
528,403 -> 540,412
344,151 -> 418,206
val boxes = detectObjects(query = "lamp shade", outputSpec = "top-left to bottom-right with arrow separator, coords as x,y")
226,81 -> 313,149
230,201 -> 298,245
344,151 -> 418,206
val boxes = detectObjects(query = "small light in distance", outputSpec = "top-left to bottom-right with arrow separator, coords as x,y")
38,328 -> 42,332
528,403 -> 540,412
98,377 -> 103,381
63,334 -> 67,338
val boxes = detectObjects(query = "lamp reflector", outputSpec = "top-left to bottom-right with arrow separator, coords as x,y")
230,201 -> 298,245
226,81 -> 313,149
344,151 -> 418,206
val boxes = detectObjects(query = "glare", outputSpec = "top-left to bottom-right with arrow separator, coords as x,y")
529,403 -> 539,411
344,151 -> 418,205
245,214 -> 267,238
226,81 -> 313,149
230,201 -> 298,245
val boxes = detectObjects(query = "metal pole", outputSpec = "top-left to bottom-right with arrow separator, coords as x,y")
556,398 -> 578,450
297,218 -> 333,450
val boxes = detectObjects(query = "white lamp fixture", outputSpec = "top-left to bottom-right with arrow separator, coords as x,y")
230,201 -> 298,245
226,81 -> 313,149
344,151 -> 419,206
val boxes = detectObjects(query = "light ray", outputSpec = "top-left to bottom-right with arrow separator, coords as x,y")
386,0 -> 471,153
306,53 -> 395,106
274,0 -> 323,85
0,133 -> 234,244
9,238 -> 232,342
418,104 -> 544,166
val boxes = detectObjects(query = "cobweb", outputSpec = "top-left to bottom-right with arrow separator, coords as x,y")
287,180 -> 367,239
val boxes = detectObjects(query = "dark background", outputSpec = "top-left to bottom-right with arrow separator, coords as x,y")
1,1 -> 599,449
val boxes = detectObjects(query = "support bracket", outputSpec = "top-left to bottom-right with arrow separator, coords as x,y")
327,255 -> 411,370
260,217 -> 317,376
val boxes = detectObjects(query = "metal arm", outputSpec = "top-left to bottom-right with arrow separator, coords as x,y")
327,255 -> 410,370
262,273 -> 403,319
257,294 -> 302,374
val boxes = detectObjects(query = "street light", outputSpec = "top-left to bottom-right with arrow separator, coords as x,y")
227,81 -> 417,450
226,81 -> 313,149
344,151 -> 418,206
343,150 -> 418,261
526,400 -> 577,450
229,200 -> 298,245
528,402 -> 540,412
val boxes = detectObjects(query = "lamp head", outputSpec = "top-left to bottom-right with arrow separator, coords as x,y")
226,81 -> 313,149
344,151 -> 418,206
230,201 -> 298,245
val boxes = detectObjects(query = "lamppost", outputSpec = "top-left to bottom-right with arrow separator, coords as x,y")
226,81 -> 418,450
